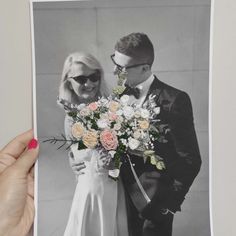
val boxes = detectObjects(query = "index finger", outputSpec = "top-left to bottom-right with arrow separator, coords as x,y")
0,129 -> 34,159
71,162 -> 85,167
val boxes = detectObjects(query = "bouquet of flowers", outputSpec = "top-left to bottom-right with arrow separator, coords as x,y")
45,73 -> 168,179
47,92 -> 168,180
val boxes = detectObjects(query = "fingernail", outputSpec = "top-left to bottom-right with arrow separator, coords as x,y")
28,138 -> 38,149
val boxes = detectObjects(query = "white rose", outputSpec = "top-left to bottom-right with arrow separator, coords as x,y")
123,106 -> 134,120
117,115 -> 124,123
100,113 -> 109,120
128,138 -> 140,150
80,107 -> 91,116
133,130 -> 141,139
153,107 -> 160,115
114,123 -> 122,131
109,169 -> 120,178
97,119 -> 109,129
99,97 -> 108,105
116,109 -> 123,116
120,95 -> 130,104
140,108 -> 150,119
134,110 -> 141,118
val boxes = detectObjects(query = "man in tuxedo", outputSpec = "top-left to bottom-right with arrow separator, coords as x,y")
111,32 -> 202,236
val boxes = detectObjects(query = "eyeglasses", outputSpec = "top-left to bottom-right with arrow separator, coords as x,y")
69,72 -> 100,85
110,54 -> 149,72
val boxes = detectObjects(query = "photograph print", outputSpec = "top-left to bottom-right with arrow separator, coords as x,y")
31,0 -> 211,235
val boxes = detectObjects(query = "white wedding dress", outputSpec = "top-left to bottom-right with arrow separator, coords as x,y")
64,146 -> 129,236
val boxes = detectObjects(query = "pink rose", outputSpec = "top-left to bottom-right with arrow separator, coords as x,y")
109,112 -> 118,121
100,130 -> 118,150
88,102 -> 98,111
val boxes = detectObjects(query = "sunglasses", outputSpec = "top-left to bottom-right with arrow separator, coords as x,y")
110,54 -> 150,72
69,72 -> 100,85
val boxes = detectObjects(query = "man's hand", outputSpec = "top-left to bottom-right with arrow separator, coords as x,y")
0,130 -> 39,236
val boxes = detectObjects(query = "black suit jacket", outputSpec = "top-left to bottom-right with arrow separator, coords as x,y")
120,77 -> 201,221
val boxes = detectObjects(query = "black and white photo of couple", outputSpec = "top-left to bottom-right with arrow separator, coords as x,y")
58,32 -> 201,236
33,1 -> 211,235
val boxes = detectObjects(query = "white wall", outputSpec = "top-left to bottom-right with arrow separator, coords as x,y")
1,0 -> 236,236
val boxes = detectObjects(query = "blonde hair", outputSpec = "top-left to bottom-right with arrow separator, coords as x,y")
59,52 -> 108,104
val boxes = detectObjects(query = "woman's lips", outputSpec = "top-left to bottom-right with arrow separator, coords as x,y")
83,87 -> 94,92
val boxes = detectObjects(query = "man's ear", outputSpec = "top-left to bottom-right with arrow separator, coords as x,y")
142,64 -> 150,73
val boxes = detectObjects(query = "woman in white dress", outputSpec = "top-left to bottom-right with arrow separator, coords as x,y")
58,52 -> 129,236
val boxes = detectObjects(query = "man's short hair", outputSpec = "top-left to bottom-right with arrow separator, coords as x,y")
115,32 -> 154,66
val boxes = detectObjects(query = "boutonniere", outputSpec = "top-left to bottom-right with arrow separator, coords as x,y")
112,71 -> 127,96
144,150 -> 166,170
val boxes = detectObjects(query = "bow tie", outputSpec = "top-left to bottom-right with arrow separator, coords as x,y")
123,84 -> 141,99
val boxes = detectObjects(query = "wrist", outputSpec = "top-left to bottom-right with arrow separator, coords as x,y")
0,218 -> 12,236
0,205 -> 8,234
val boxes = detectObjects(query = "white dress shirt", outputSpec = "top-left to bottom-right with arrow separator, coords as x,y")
128,74 -> 155,106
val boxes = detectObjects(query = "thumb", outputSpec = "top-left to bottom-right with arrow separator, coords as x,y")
13,138 -> 39,174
